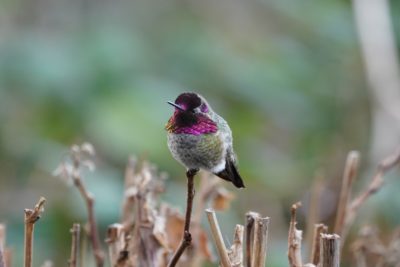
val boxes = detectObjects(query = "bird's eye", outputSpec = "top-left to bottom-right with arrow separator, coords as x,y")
200,103 -> 208,113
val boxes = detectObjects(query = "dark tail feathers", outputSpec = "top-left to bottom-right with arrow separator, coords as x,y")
214,159 -> 245,188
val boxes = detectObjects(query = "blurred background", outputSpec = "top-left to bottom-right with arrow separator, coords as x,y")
0,0 -> 400,266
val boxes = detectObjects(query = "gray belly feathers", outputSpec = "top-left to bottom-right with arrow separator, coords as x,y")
167,133 -> 225,171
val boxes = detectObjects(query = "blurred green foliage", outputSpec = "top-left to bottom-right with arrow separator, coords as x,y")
0,0 -> 399,266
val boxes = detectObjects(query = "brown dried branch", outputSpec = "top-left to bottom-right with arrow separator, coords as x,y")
72,173 -> 104,267
189,173 -> 223,267
334,151 -> 360,237
54,143 -> 105,267
310,224 -> 328,265
167,169 -> 198,267
24,197 -> 46,267
245,211 -> 257,267
106,224 -> 126,267
69,224 -> 81,267
70,145 -> 104,267
320,234 -> 340,267
343,148 -> 400,241
288,202 -> 303,267
228,225 -> 244,267
251,216 -> 270,267
205,209 -> 231,267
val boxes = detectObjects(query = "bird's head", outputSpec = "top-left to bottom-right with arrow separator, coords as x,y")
167,92 -> 211,115
166,92 -> 217,134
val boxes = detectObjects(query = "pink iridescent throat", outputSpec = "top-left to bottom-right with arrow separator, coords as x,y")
166,115 -> 218,135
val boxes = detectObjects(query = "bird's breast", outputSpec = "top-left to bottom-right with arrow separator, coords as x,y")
167,132 -> 225,171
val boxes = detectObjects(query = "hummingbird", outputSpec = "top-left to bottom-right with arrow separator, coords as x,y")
165,92 -> 245,188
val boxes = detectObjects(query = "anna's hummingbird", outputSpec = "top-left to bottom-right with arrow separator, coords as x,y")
165,92 -> 245,188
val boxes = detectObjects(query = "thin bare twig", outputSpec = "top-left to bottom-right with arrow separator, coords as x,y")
334,151 -> 360,236
167,169 -> 198,267
251,215 -> 269,267
343,148 -> 400,241
310,224 -> 328,265
72,173 -> 104,267
288,202 -> 303,267
69,224 -> 80,267
24,197 -> 46,267
320,234 -> 340,267
205,209 -> 231,267
228,225 -> 244,267
70,145 -> 105,267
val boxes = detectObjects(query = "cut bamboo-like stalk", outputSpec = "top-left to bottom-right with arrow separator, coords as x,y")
320,234 -> 340,267
205,209 -> 231,267
251,216 -> 270,267
310,224 -> 328,265
245,212 -> 258,267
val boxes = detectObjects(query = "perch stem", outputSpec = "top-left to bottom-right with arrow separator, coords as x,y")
167,169 -> 197,267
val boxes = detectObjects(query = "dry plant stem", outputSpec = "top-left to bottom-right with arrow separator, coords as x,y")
228,225 -> 244,267
310,225 -> 327,264
310,224 -> 328,265
24,197 -> 46,267
334,151 -> 360,236
69,224 -> 80,267
245,212 -> 257,267
320,234 -> 340,267
205,209 -> 231,267
167,169 -> 197,267
288,202 -> 303,267
251,216 -> 270,267
72,173 -> 104,267
343,148 -> 400,241
106,224 -> 125,267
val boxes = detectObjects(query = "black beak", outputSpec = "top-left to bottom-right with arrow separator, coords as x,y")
167,101 -> 184,111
